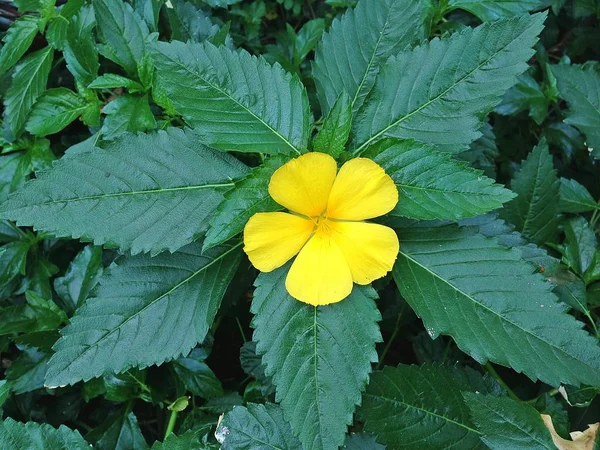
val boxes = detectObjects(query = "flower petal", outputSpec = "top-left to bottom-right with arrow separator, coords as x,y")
330,221 -> 399,285
327,158 -> 398,220
244,212 -> 314,272
285,230 -> 353,306
268,152 -> 338,217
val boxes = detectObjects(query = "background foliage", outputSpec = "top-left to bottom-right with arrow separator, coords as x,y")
1,0 -> 600,449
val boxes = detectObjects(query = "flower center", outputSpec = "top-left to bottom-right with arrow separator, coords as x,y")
313,212 -> 332,235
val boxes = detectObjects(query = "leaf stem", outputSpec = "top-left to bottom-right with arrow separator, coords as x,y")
484,363 -> 520,401
164,409 -> 178,440
236,316 -> 247,344
590,209 -> 599,228
376,303 -> 405,370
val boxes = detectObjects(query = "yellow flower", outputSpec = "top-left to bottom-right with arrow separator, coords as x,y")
243,152 -> 399,306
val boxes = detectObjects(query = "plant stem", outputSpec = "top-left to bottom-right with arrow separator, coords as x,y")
236,317 -> 247,344
164,410 -> 178,440
484,363 -> 520,401
376,304 -> 405,370
590,208 -> 599,228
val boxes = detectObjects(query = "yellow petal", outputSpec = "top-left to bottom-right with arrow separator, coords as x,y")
268,152 -> 337,217
330,221 -> 399,285
285,229 -> 353,306
244,212 -> 314,272
327,158 -> 398,220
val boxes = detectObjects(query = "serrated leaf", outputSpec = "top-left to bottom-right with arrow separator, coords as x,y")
101,94 -> 157,140
132,0 -> 164,32
151,430 -> 201,449
88,74 -> 145,92
456,122 -> 499,177
464,393 -> 556,449
173,348 -> 223,399
3,46 -> 53,142
352,13 -> 546,154
0,16 -> 40,77
313,92 -> 352,157
88,410 -> 148,450
93,0 -> 150,77
204,155 -> 285,251
251,265 -> 382,450
167,0 -> 220,42
559,178 -> 599,213
495,72 -> 549,125
343,434 -> 385,450
151,40 -> 310,155
553,64 -> 600,157
64,5 -> 99,87
447,0 -> 545,21
25,88 -> 87,136
392,221 -> 600,387
0,418 -> 89,449
0,128 -> 248,255
5,347 -> 50,394
313,0 -> 427,116
502,139 -> 560,244
560,217 -> 599,284
46,0 -> 85,50
359,364 -> 496,449
45,241 -> 241,387
364,139 -> 514,220
218,403 -> 302,450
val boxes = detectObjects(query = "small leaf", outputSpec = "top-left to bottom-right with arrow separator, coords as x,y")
456,122 -> 499,178
167,0 -> 220,42
542,416 -> 599,450
169,396 -> 190,412
560,217 -> 598,280
45,241 -> 241,387
502,139 -> 560,244
313,92 -> 352,158
88,74 -> 145,93
64,5 -> 99,87
151,430 -> 201,450
5,347 -> 50,394
559,178 -> 599,213
88,410 -> 148,450
101,95 -> 157,140
464,393 -> 556,449
343,433 -> 385,450
46,0 -> 85,50
0,15 -> 40,77
0,418 -> 89,449
173,348 -> 224,399
495,72 -> 549,125
447,0 -> 545,21
25,88 -> 88,136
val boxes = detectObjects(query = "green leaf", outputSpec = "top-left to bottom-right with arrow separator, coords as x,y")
343,434 -> 385,450
45,241 -> 241,387
495,73 -> 549,125
549,268 -> 589,314
392,221 -> 600,387
360,364 -> 497,449
463,393 -> 555,449
54,245 -> 103,314
3,46 -> 54,142
151,40 -> 310,155
560,217 -> 599,282
151,430 -> 201,450
173,348 -> 223,399
313,92 -> 352,158
0,128 -> 248,255
456,122 -> 499,178
46,0 -> 85,50
132,0 -> 164,32
167,0 -> 220,42
25,88 -> 87,137
313,0 -> 428,116
0,240 -> 30,297
204,155 -> 285,251
573,0 -> 600,17
251,265 -> 382,450
447,0 -> 544,21
89,410 -> 148,450
352,13 -> 546,154
93,0 -> 150,77
294,19 -> 325,64
101,95 -> 157,140
0,418 -> 89,449
559,177 -> 599,213
217,403 -> 302,450
364,139 -> 515,220
502,139 -> 560,244
5,347 -> 50,394
64,5 -> 99,87
88,74 -> 145,93
0,16 -> 40,77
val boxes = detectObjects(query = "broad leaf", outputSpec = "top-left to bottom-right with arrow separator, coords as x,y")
313,0 -> 428,116
218,403 -> 302,450
64,5 -> 99,87
45,241 -> 241,387
88,410 -> 148,450
365,139 -> 514,220
173,348 -> 223,399
101,95 -> 157,140
456,122 -> 499,177
93,0 -> 150,77
552,64 -> 600,158
447,0 -> 545,21
0,15 -> 40,76
343,434 -> 385,450
45,0 -> 85,50
0,418 -> 89,449
151,40 -> 310,155
167,0 -> 220,42
392,222 -> 600,387
25,88 -> 88,136
359,364 -> 497,449
5,347 -> 50,394
464,393 -> 555,449
559,178 -> 599,213
313,92 -> 352,158
495,73 -> 549,125
352,13 -> 546,154
0,128 -> 248,255
204,155 -> 285,251
502,139 -> 560,244
3,46 -> 53,142
251,265 -> 382,450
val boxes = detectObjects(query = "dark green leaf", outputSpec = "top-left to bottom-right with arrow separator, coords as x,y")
46,0 -> 86,50
251,265 -> 381,450
352,13 -> 546,154
559,177 -> 599,213
549,268 -> 589,314
151,40 -> 310,155
5,347 -> 50,394
132,0 -> 164,32
45,241 -> 241,387
0,418 -> 89,449
88,410 -> 148,450
25,88 -> 88,136
64,5 -> 99,87
151,430 -> 201,449
0,16 -> 40,77
167,0 -> 220,42
447,0 -> 545,21
88,74 -> 145,93
495,73 -> 549,125
343,434 -> 385,450
560,217 -> 600,285
502,139 -> 560,244
393,222 -> 600,387
0,240 -> 30,298
456,122 -> 499,178
313,92 -> 352,158
101,95 -> 157,140
313,0 -> 428,116
294,19 -> 325,63
173,348 -> 223,399
0,128 -> 248,255
365,139 -> 515,220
